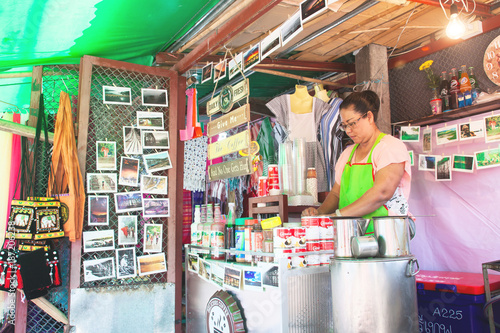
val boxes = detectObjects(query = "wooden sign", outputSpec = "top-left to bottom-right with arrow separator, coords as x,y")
484,35 -> 500,86
208,130 -> 249,160
208,157 -> 252,181
207,104 -> 250,137
207,79 -> 249,116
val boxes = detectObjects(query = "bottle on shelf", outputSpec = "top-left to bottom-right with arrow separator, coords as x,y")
459,65 -> 472,106
201,204 -> 207,224
449,68 -> 460,109
202,203 -> 214,258
235,218 -> 246,263
252,220 -> 264,262
214,203 -> 221,224
191,205 -> 201,246
468,67 -> 481,103
225,203 -> 236,262
439,71 -> 451,112
210,207 -> 225,261
245,219 -> 256,263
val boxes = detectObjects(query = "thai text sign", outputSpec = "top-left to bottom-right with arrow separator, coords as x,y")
207,104 -> 250,137
206,79 -> 249,116
208,130 -> 249,160
208,157 -> 252,181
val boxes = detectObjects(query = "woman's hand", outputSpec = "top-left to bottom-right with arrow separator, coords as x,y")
301,207 -> 319,217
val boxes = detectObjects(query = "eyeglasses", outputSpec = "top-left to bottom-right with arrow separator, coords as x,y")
339,113 -> 368,131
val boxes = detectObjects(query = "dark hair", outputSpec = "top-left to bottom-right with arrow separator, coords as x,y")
340,90 -> 380,121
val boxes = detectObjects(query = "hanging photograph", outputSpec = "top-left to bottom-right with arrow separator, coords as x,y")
116,247 -> 137,279
102,86 -> 132,105
137,252 -> 167,276
435,155 -> 452,181
96,141 -> 116,170
141,88 -> 168,107
281,11 -> 303,46
422,128 -> 432,153
119,157 -> 140,187
435,124 -> 458,145
88,195 -> 109,226
141,130 -> 170,150
243,44 -> 261,72
83,229 -> 115,253
198,259 -> 211,282
143,151 -> 172,173
211,262 -> 224,287
117,215 -> 138,245
400,126 -> 420,142
140,175 -> 168,195
260,29 -> 282,60
475,147 -> 500,170
114,191 -> 143,213
300,0 -> 327,23
408,150 -> 414,166
187,253 -> 199,273
143,224 -> 163,253
201,62 -> 213,84
452,154 -> 475,173
143,198 -> 170,218
213,59 -> 227,82
484,114 -> 500,143
243,268 -> 263,291
136,111 -> 164,130
87,173 -> 117,193
228,53 -> 243,80
123,126 -> 142,155
224,265 -> 242,290
258,262 -> 280,288
83,257 -> 115,282
418,155 -> 437,171
459,120 -> 484,140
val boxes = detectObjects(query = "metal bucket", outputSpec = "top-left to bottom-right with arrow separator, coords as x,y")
373,216 -> 416,257
332,217 -> 370,258
330,256 -> 420,333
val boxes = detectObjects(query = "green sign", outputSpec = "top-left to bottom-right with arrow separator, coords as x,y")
207,79 -> 249,116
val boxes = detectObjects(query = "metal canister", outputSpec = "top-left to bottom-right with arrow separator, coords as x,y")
373,216 -> 416,257
351,235 -> 379,258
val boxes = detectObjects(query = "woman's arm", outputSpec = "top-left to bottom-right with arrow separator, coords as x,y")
302,182 -> 341,216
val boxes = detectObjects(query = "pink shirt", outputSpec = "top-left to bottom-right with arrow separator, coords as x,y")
334,134 -> 412,211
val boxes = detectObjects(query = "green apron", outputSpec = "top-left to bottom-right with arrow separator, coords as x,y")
339,133 -> 388,234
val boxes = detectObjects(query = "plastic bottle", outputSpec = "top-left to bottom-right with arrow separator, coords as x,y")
201,204 -> 207,224
214,203 -> 221,223
191,205 -> 201,245
206,203 -> 214,224
225,203 -> 236,262
235,218 -> 246,263
469,67 -> 480,103
245,219 -> 256,263
210,212 -> 225,261
459,65 -> 472,106
449,68 -> 460,109
439,71 -> 451,111
252,221 -> 264,262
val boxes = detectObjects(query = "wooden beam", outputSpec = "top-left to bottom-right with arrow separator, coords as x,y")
407,0 -> 492,17
253,68 -> 354,87
173,0 -> 284,74
0,118 -> 54,143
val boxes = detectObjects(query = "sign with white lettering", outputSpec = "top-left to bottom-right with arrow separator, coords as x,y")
208,157 -> 252,181
207,79 -> 249,116
207,104 -> 250,137
208,130 -> 249,160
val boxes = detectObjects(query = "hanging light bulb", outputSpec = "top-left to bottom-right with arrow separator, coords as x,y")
446,3 -> 466,39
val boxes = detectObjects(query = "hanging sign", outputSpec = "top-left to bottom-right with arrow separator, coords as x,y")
207,104 -> 251,137
206,290 -> 245,333
207,79 -> 249,116
208,156 -> 252,181
484,35 -> 500,86
208,130 -> 249,160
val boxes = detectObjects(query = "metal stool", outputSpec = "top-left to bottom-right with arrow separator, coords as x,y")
483,260 -> 500,333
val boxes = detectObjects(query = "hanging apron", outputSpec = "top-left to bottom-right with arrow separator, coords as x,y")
339,133 -> 388,234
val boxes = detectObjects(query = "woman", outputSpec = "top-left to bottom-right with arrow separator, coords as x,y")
302,90 -> 411,234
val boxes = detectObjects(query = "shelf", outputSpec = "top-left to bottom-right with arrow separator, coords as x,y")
393,98 -> 500,127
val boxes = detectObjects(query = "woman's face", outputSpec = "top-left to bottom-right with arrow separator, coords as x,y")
340,105 -> 370,143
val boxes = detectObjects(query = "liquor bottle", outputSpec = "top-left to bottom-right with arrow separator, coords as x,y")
459,65 -> 472,106
468,67 -> 480,103
225,203 -> 236,262
191,205 -> 201,245
449,68 -> 460,109
439,71 -> 451,111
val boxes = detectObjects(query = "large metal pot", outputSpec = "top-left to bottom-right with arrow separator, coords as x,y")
373,216 -> 416,257
333,217 -> 370,257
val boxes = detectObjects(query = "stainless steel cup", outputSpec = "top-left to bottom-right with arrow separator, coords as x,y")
351,235 -> 379,258
373,216 -> 416,257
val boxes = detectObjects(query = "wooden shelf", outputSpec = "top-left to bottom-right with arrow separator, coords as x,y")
248,195 -> 320,221
393,98 -> 500,127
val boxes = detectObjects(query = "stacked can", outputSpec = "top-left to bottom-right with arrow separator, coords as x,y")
258,176 -> 269,197
268,164 -> 280,196
273,226 -> 307,268
318,216 -> 334,265
301,216 -> 321,266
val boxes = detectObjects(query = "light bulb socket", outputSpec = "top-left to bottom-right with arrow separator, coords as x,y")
450,3 -> 459,16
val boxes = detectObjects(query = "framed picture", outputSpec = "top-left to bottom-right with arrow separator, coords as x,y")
243,44 -> 261,72
435,155 -> 452,181
141,130 -> 170,150
117,215 -> 138,245
213,59 -> 227,82
187,253 -> 199,273
228,53 -> 243,80
137,252 -> 167,276
300,0 -> 327,23
400,126 -> 420,142
224,265 -> 242,290
452,154 -> 475,173
143,198 -> 170,218
83,257 -> 115,282
475,147 -> 500,170
140,175 -> 168,195
102,86 -> 131,105
198,259 -> 212,282
136,111 -> 164,130
96,141 -> 116,170
408,150 -> 414,166
87,173 -> 117,193
422,128 -> 432,153
141,88 -> 168,107
435,124 -> 458,145
210,262 -> 224,287
119,157 -> 140,187
484,114 -> 500,143
143,224 -> 163,253
116,247 -> 137,279
143,151 -> 172,173
260,29 -> 281,60
258,262 -> 280,288
201,62 -> 213,84
123,126 -> 142,155
88,195 -> 109,226
418,155 -> 437,171
243,268 -> 263,291
459,120 -> 484,140
83,229 -> 115,253
114,191 -> 143,213
281,11 -> 303,46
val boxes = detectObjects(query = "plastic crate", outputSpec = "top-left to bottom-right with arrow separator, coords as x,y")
416,270 -> 500,333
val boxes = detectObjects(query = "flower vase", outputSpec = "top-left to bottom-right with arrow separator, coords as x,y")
430,88 -> 442,115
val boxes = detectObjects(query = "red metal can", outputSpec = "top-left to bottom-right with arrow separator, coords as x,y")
268,164 -> 279,178
301,216 -> 312,227
320,240 -> 334,251
318,216 -> 334,240
306,241 -> 321,252
268,176 -> 280,185
292,227 -> 306,247
258,176 -> 268,196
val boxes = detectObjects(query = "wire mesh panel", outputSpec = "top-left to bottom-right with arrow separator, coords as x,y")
80,64 -> 171,289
